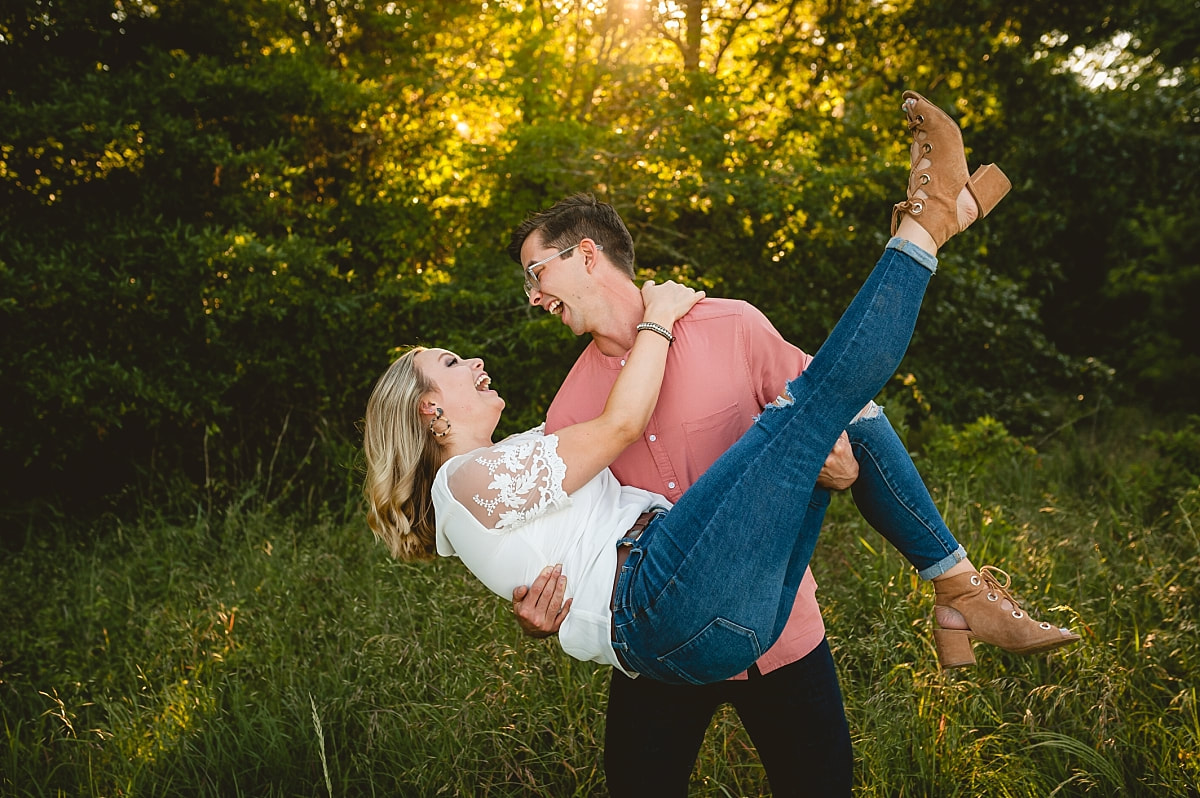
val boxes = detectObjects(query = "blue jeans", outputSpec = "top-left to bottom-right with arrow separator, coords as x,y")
847,406 -> 966,579
612,238 -> 940,685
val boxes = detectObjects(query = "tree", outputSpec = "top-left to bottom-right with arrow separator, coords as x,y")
2,0 -> 1195,519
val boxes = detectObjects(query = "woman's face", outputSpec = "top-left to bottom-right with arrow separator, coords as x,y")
413,348 -> 504,431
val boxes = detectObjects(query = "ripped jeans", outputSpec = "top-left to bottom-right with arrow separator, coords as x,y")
612,238 -> 951,685
739,403 -> 968,582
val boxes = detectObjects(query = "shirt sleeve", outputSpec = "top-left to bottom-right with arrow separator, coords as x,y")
444,428 -> 571,531
739,302 -> 812,406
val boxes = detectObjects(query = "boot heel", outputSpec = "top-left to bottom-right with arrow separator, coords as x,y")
966,163 -> 1012,219
933,628 -> 976,669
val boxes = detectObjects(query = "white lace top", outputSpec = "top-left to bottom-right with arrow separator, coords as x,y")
432,425 -> 669,675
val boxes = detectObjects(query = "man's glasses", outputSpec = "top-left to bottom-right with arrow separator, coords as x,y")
522,242 -> 602,298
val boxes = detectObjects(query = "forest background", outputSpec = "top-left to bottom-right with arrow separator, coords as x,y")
1,0 -> 1199,795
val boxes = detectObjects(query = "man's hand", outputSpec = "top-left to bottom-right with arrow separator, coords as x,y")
817,430 -> 858,491
511,564 -> 572,639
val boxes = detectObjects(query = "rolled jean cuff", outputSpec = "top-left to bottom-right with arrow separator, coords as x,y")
886,237 -> 938,274
918,545 -> 968,580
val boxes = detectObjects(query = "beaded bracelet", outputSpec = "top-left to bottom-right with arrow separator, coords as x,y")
636,321 -> 675,344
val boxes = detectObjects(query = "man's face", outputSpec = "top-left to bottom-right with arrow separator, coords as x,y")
519,232 -> 596,336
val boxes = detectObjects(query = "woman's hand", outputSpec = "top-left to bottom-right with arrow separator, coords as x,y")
641,279 -> 705,327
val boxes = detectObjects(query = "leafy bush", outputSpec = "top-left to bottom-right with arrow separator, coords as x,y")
918,416 -> 1040,483
1139,414 -> 1200,510
3,0 -> 1197,521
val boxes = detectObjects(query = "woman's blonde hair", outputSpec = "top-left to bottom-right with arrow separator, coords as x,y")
363,347 -> 441,560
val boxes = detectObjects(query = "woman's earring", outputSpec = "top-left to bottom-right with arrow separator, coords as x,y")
429,407 -> 451,437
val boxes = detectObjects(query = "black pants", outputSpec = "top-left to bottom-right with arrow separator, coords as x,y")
603,637 -> 852,797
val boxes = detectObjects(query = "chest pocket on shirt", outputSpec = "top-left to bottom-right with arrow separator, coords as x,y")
682,403 -> 752,481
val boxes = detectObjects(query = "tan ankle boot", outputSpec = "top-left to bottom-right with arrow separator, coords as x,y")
890,90 -> 1012,248
932,566 -> 1081,668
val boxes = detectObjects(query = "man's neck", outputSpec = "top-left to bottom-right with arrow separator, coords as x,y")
589,281 -> 646,356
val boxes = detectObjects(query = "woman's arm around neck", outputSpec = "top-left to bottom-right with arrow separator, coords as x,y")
551,280 -> 703,495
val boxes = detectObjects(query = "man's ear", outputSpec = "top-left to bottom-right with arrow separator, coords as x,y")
579,237 -> 602,274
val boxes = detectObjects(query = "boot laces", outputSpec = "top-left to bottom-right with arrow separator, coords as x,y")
979,566 -> 1023,611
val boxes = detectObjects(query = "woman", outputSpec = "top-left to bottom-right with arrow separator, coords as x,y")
364,92 -> 1080,684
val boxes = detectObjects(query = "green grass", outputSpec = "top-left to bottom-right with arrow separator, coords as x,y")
2,415 -> 1198,796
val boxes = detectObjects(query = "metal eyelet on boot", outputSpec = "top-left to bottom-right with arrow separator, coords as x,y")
1012,610 -> 1024,619
970,575 -> 981,586
1040,622 -> 1053,630
986,592 -> 997,602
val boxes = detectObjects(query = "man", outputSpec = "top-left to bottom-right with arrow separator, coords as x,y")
507,193 -> 857,796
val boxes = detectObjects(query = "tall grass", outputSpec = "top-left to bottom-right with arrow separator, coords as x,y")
1,413 -> 1197,796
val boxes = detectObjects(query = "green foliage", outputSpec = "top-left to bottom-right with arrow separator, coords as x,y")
3,416 -> 1200,795
919,416 -> 1040,482
0,499 -> 611,795
1136,415 -> 1200,514
3,2 -> 1197,792
2,0 -> 1197,517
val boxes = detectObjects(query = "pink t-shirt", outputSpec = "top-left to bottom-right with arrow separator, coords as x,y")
546,297 -> 826,676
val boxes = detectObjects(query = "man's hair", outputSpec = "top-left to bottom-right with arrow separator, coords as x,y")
507,193 -> 636,278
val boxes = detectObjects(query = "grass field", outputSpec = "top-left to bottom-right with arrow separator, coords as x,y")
2,412 -> 1198,796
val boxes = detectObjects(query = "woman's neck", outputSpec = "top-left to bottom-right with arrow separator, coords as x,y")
440,431 -> 495,462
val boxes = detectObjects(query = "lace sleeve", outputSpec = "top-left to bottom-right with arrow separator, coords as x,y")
445,427 -> 571,531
